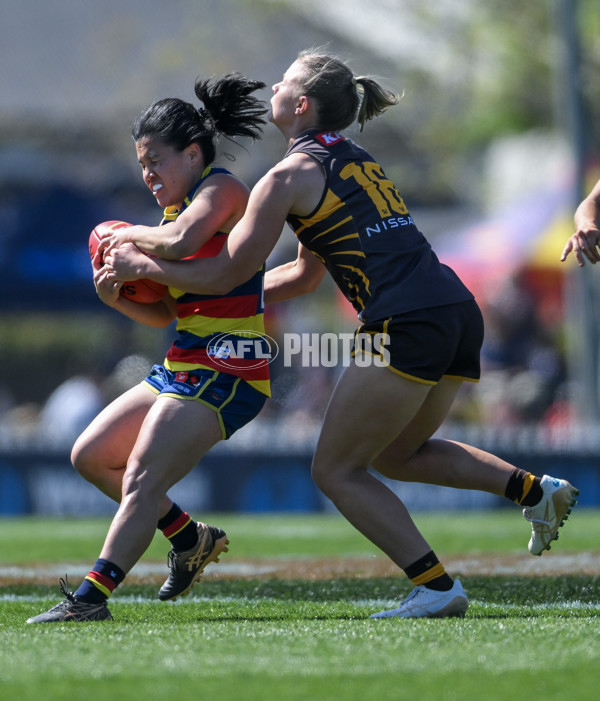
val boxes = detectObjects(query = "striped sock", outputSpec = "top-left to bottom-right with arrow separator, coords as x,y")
157,503 -> 198,552
404,550 -> 454,592
75,558 -> 126,603
505,468 -> 543,506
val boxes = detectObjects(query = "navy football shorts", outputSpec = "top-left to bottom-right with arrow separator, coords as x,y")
143,364 -> 267,439
355,299 -> 484,385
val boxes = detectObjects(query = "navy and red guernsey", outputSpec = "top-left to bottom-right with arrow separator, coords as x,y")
284,130 -> 473,323
162,166 -> 270,396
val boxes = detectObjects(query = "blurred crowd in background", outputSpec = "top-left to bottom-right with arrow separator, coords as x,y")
0,266 -> 575,453
2,0 -> 600,456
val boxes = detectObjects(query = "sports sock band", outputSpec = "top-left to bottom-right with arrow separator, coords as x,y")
75,558 -> 126,603
505,468 -> 543,506
404,550 -> 454,592
157,503 -> 198,552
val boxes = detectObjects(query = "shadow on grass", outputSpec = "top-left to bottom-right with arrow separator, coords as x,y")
7,575 -> 600,619
162,575 -> 600,605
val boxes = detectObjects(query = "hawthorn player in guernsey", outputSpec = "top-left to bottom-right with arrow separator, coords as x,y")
105,49 -> 580,619
27,73 -> 269,623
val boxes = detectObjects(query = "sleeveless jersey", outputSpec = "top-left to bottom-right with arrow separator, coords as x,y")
284,130 -> 473,323
162,166 -> 270,396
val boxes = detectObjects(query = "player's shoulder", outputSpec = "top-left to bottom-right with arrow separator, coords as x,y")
198,169 -> 249,194
191,170 -> 250,210
270,151 -> 323,182
255,157 -> 321,210
252,155 -> 323,218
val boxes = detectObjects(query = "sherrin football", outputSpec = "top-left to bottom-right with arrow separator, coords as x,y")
89,220 -> 168,304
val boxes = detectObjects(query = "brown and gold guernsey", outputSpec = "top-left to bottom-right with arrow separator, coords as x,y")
285,130 -> 473,323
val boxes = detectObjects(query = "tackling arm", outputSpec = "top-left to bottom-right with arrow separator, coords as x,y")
101,175 -> 250,260
105,162 -> 309,295
264,242 -> 327,304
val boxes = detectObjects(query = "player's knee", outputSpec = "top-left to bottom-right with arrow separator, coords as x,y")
71,439 -> 99,481
311,460 -> 339,497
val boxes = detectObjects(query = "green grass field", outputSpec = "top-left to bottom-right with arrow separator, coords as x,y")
1,510 -> 600,701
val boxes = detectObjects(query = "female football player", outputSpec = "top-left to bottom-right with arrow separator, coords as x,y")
27,74 -> 270,622
102,49 -> 579,619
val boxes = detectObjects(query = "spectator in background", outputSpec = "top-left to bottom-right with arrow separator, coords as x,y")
39,375 -> 105,447
477,272 -> 565,426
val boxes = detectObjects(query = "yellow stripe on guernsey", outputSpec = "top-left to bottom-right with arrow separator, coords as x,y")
337,264 -> 370,295
164,289 -> 270,396
293,190 -> 345,235
328,233 -> 361,246
171,314 -> 267,340
161,167 -> 270,397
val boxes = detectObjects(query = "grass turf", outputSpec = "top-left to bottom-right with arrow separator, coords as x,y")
1,511 -> 600,700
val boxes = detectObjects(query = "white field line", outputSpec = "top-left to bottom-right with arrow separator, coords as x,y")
3,592 -> 600,611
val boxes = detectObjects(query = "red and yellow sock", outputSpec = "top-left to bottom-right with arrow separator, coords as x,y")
74,558 -> 126,603
157,503 -> 198,552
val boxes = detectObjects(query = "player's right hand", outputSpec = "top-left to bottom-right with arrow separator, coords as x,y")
560,227 -> 600,267
93,264 -> 123,306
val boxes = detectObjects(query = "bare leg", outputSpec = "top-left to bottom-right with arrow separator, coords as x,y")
98,396 -> 223,574
312,363 -> 434,569
71,384 -> 175,518
312,367 -> 518,571
372,379 -> 515,495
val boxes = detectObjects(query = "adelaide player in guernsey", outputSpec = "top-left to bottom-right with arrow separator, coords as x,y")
105,49 -> 579,619
27,73 -> 270,623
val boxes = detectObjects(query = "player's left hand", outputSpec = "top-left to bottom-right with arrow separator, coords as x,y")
105,242 -> 148,281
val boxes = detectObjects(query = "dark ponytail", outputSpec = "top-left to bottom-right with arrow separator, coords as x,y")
195,74 -> 268,140
132,73 -> 267,165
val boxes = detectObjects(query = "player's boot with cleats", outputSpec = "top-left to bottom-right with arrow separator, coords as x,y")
523,474 -> 579,555
370,579 -> 468,619
158,521 -> 229,601
26,576 -> 113,623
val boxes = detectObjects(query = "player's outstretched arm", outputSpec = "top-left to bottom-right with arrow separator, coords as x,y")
100,175 -> 249,261
562,178 -> 600,266
106,164 -> 302,295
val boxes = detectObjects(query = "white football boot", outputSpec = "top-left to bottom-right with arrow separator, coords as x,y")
370,579 -> 468,619
523,474 -> 579,556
